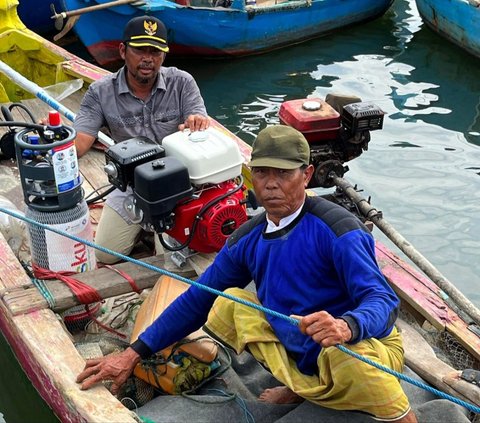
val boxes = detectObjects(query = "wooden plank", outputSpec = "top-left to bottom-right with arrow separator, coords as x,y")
78,148 -> 109,191
0,213 -> 136,421
0,232 -> 33,295
188,252 -> 216,276
3,286 -> 48,315
77,138 -> 111,228
0,152 -> 24,211
3,308 -> 137,422
397,319 -> 480,407
376,241 -> 480,362
4,253 -> 198,315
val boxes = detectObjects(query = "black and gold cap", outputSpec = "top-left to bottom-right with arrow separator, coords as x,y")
123,16 -> 169,53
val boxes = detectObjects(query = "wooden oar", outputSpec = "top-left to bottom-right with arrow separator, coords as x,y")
51,0 -> 146,40
51,0 -> 145,29
331,173 -> 480,327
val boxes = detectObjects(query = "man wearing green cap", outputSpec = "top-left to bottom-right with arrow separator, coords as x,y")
73,16 -> 209,263
77,125 -> 417,422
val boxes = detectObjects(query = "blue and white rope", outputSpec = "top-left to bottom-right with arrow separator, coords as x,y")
1,205 -> 479,415
31,277 -> 56,308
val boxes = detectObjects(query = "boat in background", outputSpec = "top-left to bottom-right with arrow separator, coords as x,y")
415,0 -> 480,59
16,0 -> 61,35
58,0 -> 394,66
0,0 -> 109,103
1,1 -> 480,422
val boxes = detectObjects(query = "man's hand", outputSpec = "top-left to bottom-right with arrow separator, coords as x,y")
178,114 -> 210,132
293,311 -> 352,348
76,347 -> 141,395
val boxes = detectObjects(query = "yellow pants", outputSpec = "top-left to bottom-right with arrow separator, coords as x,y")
205,288 -> 411,421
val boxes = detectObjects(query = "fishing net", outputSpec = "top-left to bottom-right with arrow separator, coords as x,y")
74,291 -> 157,408
437,331 -> 479,372
399,309 -> 479,371
61,303 -> 102,333
75,334 -> 156,408
81,292 -> 145,341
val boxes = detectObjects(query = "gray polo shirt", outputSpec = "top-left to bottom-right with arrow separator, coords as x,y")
75,65 -> 207,223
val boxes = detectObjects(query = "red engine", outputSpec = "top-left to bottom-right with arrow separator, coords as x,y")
166,181 -> 247,253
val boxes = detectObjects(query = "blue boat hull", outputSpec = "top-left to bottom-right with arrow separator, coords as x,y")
17,0 -> 62,35
61,0 -> 393,65
415,0 -> 480,59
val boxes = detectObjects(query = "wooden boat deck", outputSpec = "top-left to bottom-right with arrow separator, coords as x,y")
0,94 -> 479,417
0,93 -> 215,421
1,94 -> 480,356
0,90 -> 219,309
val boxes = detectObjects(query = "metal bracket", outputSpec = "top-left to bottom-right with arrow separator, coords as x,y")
467,323 -> 480,337
460,369 -> 480,386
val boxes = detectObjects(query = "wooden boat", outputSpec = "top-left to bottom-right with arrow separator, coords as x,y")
57,0 -> 394,66
1,2 -> 479,422
415,0 -> 480,59
16,0 -> 62,35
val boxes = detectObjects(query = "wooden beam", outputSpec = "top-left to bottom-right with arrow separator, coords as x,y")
47,254 -> 198,312
2,253 -> 198,315
376,241 -> 480,363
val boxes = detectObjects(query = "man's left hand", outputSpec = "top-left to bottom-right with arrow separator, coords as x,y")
76,347 -> 140,395
293,311 -> 352,347
178,114 -> 210,132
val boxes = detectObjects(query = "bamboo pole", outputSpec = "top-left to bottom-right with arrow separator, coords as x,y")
331,174 -> 480,327
0,60 -> 114,147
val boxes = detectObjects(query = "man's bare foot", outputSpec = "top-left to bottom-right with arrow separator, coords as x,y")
258,386 -> 304,404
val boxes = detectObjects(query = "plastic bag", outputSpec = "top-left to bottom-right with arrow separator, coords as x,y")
0,196 -> 30,261
43,78 -> 84,102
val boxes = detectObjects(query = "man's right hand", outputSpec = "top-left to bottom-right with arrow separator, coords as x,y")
178,114 -> 210,132
76,347 -> 141,395
293,311 -> 353,348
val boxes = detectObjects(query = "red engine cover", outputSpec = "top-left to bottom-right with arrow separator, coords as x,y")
166,181 -> 247,253
279,98 -> 341,143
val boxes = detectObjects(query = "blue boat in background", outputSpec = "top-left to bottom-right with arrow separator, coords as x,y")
415,0 -> 480,59
59,0 -> 394,66
17,0 -> 62,35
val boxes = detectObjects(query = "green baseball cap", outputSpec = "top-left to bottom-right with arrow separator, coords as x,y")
248,125 -> 310,169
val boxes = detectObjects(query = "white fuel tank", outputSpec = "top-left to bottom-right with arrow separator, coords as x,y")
161,127 -> 243,185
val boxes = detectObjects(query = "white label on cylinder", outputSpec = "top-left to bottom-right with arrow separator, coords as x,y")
44,215 -> 96,272
51,141 -> 81,193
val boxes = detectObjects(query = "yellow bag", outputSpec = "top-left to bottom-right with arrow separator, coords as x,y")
131,275 -> 218,394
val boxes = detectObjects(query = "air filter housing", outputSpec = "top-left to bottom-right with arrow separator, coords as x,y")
104,137 -> 165,191
133,157 -> 193,231
342,102 -> 385,135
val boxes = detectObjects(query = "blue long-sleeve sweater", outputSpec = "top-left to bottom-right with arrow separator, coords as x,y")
131,196 -> 399,375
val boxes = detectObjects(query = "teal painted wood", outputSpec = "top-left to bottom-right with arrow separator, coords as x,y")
415,0 -> 480,59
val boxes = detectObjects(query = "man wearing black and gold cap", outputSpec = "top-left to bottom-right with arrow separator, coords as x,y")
74,16 -> 209,264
